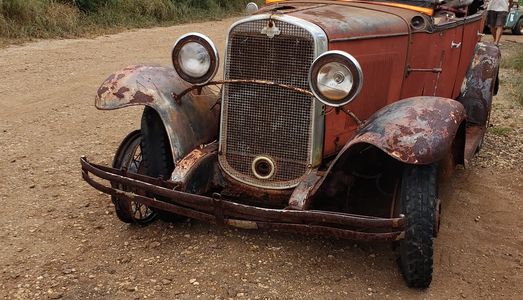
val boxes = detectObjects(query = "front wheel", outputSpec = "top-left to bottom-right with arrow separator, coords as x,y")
398,164 -> 438,288
512,18 -> 523,35
111,130 -> 157,224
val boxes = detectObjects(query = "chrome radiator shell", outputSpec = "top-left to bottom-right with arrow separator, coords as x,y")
219,14 -> 327,189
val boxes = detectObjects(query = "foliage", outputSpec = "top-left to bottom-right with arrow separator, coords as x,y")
0,0 -> 262,44
58,0 -> 116,13
488,126 -> 513,136
506,49 -> 523,105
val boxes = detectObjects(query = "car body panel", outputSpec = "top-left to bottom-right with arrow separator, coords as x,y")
458,42 -> 501,126
332,97 -> 466,165
505,5 -> 522,29
95,65 -> 220,161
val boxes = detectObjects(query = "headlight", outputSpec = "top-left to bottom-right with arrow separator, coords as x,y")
172,33 -> 219,85
309,50 -> 363,107
245,2 -> 259,14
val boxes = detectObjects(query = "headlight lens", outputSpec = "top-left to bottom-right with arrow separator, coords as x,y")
317,62 -> 353,101
172,33 -> 219,85
178,42 -> 211,78
309,51 -> 363,107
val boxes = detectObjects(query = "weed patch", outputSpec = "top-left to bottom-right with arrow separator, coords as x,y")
488,126 -> 513,136
501,44 -> 523,106
0,0 -> 262,45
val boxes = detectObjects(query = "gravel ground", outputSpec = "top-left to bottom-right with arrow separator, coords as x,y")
0,19 -> 522,300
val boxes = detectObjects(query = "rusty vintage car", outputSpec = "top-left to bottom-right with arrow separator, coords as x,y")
81,0 -> 500,288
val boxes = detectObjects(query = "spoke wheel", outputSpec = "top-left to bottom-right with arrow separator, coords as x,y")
111,130 -> 157,224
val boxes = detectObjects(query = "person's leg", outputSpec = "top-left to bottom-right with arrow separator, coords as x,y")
495,26 -> 504,45
494,11 -> 509,45
487,10 -> 497,41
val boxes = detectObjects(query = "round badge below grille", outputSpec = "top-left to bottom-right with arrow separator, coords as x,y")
251,156 -> 276,180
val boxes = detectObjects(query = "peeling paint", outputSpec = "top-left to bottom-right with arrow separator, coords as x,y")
458,42 -> 500,126
336,97 -> 466,165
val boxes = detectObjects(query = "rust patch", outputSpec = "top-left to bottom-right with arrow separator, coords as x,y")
97,86 -> 109,98
343,97 -> 466,165
288,171 -> 323,210
175,148 -> 206,172
130,91 -> 154,104
458,42 -> 500,126
113,87 -> 130,99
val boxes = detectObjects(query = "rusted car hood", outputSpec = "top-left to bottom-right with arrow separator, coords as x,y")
264,2 -> 414,40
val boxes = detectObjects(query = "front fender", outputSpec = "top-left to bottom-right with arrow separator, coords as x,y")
341,97 -> 466,165
95,65 -> 220,161
291,97 -> 466,210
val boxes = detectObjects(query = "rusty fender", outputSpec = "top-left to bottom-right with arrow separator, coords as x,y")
336,97 -> 466,165
95,65 -> 220,161
457,42 -> 500,126
290,97 -> 466,210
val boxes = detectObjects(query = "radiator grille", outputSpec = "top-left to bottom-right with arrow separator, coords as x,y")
220,19 -> 316,188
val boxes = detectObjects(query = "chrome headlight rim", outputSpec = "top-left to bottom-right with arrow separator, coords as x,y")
245,2 -> 259,14
309,50 -> 363,107
171,32 -> 219,85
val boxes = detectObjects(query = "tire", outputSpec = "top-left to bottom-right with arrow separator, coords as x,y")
140,106 -> 185,222
111,130 -> 157,224
398,164 -> 438,288
512,18 -> 523,35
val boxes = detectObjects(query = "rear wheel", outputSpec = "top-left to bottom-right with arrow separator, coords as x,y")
398,164 -> 438,288
512,18 -> 523,35
111,130 -> 157,224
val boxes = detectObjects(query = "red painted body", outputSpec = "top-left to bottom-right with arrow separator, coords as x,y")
277,1 -> 485,158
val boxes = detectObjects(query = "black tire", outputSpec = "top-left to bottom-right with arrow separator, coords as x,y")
111,130 -> 157,224
398,164 -> 438,288
512,18 -> 523,35
140,106 -> 185,222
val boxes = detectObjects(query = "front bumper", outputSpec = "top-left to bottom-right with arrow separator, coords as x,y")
80,157 -> 405,241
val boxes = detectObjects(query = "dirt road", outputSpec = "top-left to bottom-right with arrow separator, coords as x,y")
1,18 -> 522,299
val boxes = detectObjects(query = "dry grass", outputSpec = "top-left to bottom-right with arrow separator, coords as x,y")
0,0 -> 262,46
500,42 -> 523,106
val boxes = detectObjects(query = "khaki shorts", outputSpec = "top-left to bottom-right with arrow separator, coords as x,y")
487,10 -> 508,28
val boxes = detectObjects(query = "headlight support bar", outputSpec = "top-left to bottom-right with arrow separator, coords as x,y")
172,79 -> 363,126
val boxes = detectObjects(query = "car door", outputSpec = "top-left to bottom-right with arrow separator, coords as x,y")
432,19 -> 464,98
400,13 -> 464,99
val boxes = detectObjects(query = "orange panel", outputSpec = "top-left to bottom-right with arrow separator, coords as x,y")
323,37 -> 408,157
452,18 -> 483,98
